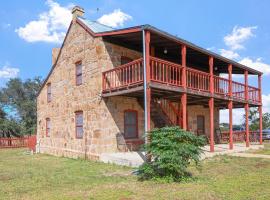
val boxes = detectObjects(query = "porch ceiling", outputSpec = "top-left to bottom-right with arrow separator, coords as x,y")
102,31 -> 259,75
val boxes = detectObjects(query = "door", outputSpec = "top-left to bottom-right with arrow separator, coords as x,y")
197,115 -> 205,136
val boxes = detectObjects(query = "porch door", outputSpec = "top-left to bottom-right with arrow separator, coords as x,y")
197,115 -> 205,136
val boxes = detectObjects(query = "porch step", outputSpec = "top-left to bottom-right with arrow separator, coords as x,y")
137,98 -> 172,128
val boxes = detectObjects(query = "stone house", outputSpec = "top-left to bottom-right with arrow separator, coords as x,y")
37,6 -> 263,160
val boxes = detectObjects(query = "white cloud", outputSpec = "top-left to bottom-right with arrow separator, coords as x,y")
239,57 -> 270,75
224,26 -> 257,50
219,49 -> 240,59
15,0 -> 72,43
97,9 -> 132,28
0,66 -> 19,79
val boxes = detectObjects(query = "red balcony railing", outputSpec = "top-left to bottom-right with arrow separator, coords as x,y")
150,56 -> 183,86
187,68 -> 210,92
102,58 -> 144,91
102,57 -> 260,104
214,76 -> 229,96
0,137 -> 28,148
232,81 -> 246,100
221,131 -> 259,142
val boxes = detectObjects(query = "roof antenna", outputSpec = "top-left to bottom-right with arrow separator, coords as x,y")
96,8 -> 100,13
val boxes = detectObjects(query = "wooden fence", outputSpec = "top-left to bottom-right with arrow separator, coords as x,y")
0,136 -> 36,151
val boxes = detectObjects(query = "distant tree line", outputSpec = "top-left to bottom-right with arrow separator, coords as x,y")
0,77 -> 42,137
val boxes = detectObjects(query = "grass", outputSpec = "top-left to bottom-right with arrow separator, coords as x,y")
1,149 -> 270,200
248,142 -> 270,155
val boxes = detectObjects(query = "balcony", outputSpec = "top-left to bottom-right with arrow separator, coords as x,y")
102,57 -> 260,104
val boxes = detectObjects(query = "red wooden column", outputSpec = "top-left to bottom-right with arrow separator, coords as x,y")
145,31 -> 151,134
228,64 -> 233,150
181,44 -> 187,130
209,56 -> 214,152
244,70 -> 250,147
258,74 -> 263,144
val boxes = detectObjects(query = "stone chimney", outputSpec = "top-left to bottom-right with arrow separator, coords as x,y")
72,6 -> 84,21
52,48 -> 60,65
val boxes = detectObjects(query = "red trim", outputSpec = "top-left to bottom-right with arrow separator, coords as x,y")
124,109 -> 138,139
75,111 -> 83,139
46,118 -> 50,137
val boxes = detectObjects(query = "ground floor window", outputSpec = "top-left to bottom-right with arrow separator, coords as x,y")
124,110 -> 138,139
75,111 -> 83,139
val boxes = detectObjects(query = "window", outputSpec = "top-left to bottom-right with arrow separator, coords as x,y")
46,118 -> 51,137
124,110 -> 138,139
75,111 -> 83,139
47,83 -> 52,102
76,62 -> 82,85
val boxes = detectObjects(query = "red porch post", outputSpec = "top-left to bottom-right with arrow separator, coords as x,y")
181,44 -> 187,130
228,64 -> 233,150
209,56 -> 214,152
258,74 -> 263,144
244,70 -> 250,147
145,31 -> 151,136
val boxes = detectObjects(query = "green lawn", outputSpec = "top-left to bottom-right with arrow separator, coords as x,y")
1,149 -> 270,200
248,143 -> 270,155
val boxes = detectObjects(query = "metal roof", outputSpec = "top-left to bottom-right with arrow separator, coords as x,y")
78,17 -> 114,33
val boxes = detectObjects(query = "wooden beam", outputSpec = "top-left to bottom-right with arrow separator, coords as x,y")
258,74 -> 263,145
228,100 -> 233,150
209,97 -> 214,152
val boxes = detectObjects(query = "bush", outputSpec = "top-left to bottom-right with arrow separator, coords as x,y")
137,126 -> 206,182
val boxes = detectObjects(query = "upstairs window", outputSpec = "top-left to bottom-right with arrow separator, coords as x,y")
76,61 -> 82,85
124,110 -> 138,139
75,111 -> 83,139
47,83 -> 52,102
121,56 -> 133,65
46,118 -> 51,137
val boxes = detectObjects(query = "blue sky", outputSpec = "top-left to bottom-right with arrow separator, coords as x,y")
0,0 -> 270,123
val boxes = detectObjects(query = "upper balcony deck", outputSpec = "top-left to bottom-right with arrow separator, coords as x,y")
102,56 -> 261,106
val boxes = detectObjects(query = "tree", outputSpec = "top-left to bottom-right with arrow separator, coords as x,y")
137,127 -> 206,182
242,108 -> 270,130
0,77 -> 42,136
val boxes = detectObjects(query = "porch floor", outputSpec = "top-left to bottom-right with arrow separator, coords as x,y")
99,143 -> 264,167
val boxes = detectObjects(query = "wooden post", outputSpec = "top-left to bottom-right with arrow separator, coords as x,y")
209,56 -> 214,152
145,31 -> 151,135
244,70 -> 250,147
228,64 -> 233,150
258,74 -> 263,144
181,45 -> 187,130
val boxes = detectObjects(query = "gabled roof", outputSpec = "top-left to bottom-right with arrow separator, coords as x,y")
77,17 -> 114,33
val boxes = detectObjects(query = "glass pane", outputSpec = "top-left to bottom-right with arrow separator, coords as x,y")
76,74 -> 82,85
76,64 -> 82,75
124,125 -> 136,138
76,126 -> 83,138
76,113 -> 83,126
125,112 -> 136,124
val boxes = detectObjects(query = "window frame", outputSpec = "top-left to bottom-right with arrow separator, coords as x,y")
124,109 -> 138,139
47,83 -> 52,102
46,118 -> 51,137
75,111 -> 83,139
75,61 -> 83,86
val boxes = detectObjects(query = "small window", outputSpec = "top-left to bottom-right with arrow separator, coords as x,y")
47,83 -> 52,102
124,110 -> 138,139
75,111 -> 83,139
46,118 -> 51,137
76,62 -> 82,85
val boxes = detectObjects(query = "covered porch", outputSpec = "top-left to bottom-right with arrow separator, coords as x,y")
101,28 -> 263,152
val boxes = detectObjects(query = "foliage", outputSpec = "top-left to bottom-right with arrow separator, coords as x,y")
0,77 -> 42,136
242,108 -> 270,130
137,127 -> 206,182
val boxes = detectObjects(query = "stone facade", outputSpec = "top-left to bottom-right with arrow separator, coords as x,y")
37,20 -> 220,160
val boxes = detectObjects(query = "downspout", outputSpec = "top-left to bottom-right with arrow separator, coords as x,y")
142,29 -> 148,145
